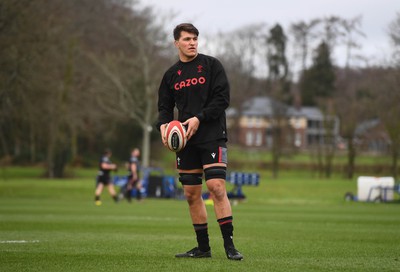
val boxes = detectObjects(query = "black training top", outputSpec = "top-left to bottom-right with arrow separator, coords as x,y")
128,156 -> 140,176
98,155 -> 112,176
157,53 -> 230,145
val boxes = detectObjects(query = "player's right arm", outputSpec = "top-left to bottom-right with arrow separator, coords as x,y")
157,72 -> 175,146
101,162 -> 116,170
159,123 -> 168,146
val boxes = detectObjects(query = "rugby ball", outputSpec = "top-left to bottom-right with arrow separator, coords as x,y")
164,120 -> 187,152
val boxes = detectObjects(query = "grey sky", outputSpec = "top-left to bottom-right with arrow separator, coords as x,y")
142,0 -> 399,66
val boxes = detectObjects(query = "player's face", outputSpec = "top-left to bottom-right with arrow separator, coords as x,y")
175,31 -> 198,62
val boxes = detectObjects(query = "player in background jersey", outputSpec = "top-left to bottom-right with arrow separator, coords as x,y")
126,148 -> 142,202
94,148 -> 118,206
157,23 -> 243,261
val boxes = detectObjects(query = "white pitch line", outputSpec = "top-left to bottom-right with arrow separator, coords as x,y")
0,240 -> 40,244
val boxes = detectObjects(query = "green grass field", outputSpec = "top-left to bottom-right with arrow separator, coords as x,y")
0,167 -> 399,272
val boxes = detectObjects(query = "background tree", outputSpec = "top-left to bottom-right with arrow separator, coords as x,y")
0,0 -> 74,176
289,19 -> 321,108
340,15 -> 366,68
0,0 -> 170,176
265,24 -> 291,179
320,16 -> 344,57
369,68 -> 400,179
334,68 -> 372,179
0,1 -> 397,179
267,24 -> 289,85
212,24 -> 268,109
83,3 -> 169,167
368,13 -> 400,179
290,19 -> 321,73
388,11 -> 400,62
0,0 -> 43,161
300,42 -> 335,106
300,42 -> 336,178
332,16 -> 366,179
204,24 -> 268,144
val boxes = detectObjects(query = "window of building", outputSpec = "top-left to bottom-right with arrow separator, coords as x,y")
255,117 -> 262,128
255,131 -> 262,146
246,131 -> 254,146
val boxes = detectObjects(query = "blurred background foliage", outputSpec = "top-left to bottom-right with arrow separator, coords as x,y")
0,0 -> 399,179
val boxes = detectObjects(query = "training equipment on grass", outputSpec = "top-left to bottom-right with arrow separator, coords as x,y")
164,120 -> 187,152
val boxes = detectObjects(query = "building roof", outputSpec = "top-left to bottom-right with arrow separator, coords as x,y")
354,119 -> 381,136
226,107 -> 238,117
242,96 -> 283,116
241,96 -> 323,120
288,106 -> 324,120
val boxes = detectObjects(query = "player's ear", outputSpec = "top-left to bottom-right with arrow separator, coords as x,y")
174,40 -> 179,49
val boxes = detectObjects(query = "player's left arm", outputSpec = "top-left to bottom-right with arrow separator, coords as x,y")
157,73 -> 175,130
157,73 -> 175,145
195,59 -> 230,122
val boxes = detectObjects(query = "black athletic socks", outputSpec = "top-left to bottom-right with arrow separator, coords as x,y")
136,190 -> 142,201
94,195 -> 102,206
126,189 -> 132,202
193,223 -> 210,252
126,189 -> 142,202
217,216 -> 234,249
94,195 -> 118,203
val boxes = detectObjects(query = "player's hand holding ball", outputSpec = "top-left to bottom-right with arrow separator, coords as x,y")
163,120 -> 187,152
182,117 -> 199,140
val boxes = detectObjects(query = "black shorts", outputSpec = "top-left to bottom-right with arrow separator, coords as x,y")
97,175 -> 111,185
176,139 -> 228,170
127,175 -> 139,186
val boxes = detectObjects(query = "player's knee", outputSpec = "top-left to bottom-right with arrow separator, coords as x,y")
184,190 -> 201,204
205,166 -> 227,201
204,166 -> 226,181
209,182 -> 226,201
179,173 -> 203,203
183,186 -> 203,205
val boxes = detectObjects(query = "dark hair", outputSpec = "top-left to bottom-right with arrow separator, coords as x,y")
173,23 -> 199,41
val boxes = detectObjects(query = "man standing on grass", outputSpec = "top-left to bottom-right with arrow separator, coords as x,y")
125,148 -> 142,202
94,148 -> 118,206
157,23 -> 243,261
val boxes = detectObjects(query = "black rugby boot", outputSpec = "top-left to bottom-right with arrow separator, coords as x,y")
175,247 -> 211,258
225,246 -> 243,261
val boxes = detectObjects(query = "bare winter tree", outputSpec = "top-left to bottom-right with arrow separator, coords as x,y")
320,16 -> 344,56
335,68 -> 372,179
369,68 -> 400,179
332,16 -> 367,179
0,0 -> 81,176
84,3 -> 170,167
371,12 -> 400,179
290,19 -> 321,73
207,23 -> 268,109
388,11 -> 400,63
201,24 -> 269,144
340,15 -> 366,68
289,19 -> 321,108
0,0 -> 171,176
